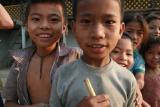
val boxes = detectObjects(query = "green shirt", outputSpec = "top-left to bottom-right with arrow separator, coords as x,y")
50,58 -> 137,107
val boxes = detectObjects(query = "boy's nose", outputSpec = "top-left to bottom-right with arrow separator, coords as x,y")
155,27 -> 160,33
131,32 -> 138,40
121,53 -> 127,60
91,23 -> 105,39
153,54 -> 160,59
40,20 -> 50,29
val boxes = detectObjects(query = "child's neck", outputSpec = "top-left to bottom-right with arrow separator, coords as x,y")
82,55 -> 110,67
36,44 -> 57,57
147,66 -> 160,74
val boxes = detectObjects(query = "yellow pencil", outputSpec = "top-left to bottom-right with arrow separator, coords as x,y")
84,78 -> 96,96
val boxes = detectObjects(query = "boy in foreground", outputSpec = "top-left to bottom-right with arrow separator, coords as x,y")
50,0 -> 137,107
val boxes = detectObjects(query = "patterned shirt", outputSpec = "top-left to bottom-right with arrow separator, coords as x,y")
142,68 -> 160,107
3,43 -> 81,105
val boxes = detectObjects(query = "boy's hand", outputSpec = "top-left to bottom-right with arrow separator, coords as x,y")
77,94 -> 110,107
31,103 -> 49,107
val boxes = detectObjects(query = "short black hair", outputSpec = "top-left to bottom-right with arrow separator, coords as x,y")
122,32 -> 132,40
141,36 -> 160,59
24,0 -> 66,23
146,12 -> 160,23
72,0 -> 123,21
121,32 -> 133,47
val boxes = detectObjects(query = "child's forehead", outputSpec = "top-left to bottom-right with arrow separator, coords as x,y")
76,0 -> 121,17
30,2 -> 62,8
150,19 -> 160,23
28,3 -> 63,15
77,0 -> 120,8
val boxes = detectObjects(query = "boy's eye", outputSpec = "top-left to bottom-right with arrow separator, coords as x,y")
50,18 -> 60,23
79,19 -> 91,25
126,52 -> 133,56
31,17 -> 40,22
137,31 -> 144,35
147,51 -> 153,55
149,26 -> 154,30
105,20 -> 116,25
112,49 -> 120,54
126,30 -> 133,34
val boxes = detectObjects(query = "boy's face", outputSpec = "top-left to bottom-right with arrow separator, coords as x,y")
111,38 -> 134,69
125,22 -> 143,49
149,19 -> 160,37
73,0 -> 124,64
26,3 -> 66,48
145,45 -> 160,69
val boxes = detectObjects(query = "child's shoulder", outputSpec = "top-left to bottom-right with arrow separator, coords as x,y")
9,46 -> 35,63
54,59 -> 81,80
60,44 -> 82,57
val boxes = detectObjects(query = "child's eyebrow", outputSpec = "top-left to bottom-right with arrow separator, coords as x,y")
78,13 -> 92,17
30,13 -> 61,17
78,12 -> 119,18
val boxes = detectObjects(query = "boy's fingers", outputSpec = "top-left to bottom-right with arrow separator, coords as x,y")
100,101 -> 110,107
95,94 -> 110,103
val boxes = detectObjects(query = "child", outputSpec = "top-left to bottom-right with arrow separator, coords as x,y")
111,32 -> 151,107
110,32 -> 134,69
0,3 -> 14,29
50,0 -> 137,107
123,13 -> 149,90
3,0 -> 81,106
146,12 -> 160,37
141,36 -> 160,107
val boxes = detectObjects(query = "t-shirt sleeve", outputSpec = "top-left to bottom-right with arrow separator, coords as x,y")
2,63 -> 18,102
127,76 -> 137,107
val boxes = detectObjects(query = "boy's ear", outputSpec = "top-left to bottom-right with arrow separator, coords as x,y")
72,22 -> 76,33
62,24 -> 67,33
120,22 -> 125,37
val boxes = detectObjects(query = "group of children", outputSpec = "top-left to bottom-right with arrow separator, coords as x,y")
0,0 -> 160,107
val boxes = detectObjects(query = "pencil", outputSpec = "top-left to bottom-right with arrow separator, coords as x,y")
84,78 -> 96,96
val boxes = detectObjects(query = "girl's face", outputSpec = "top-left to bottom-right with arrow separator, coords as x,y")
26,3 -> 66,49
148,19 -> 160,37
145,44 -> 160,69
111,38 -> 134,69
125,22 -> 144,49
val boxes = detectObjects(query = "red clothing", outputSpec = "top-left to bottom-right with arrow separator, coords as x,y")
142,68 -> 160,107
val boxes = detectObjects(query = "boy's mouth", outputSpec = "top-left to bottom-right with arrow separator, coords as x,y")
37,33 -> 52,38
89,44 -> 107,48
118,63 -> 127,68
87,44 -> 107,54
90,44 -> 106,48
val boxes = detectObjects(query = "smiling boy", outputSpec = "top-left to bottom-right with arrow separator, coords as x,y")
50,0 -> 137,107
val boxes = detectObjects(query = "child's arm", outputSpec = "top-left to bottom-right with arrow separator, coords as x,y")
0,4 -> 14,29
135,72 -> 145,90
76,94 -> 110,107
142,100 -> 151,107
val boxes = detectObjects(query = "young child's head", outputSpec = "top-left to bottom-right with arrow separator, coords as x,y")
72,0 -> 124,66
146,12 -> 160,37
24,0 -> 66,48
111,32 -> 134,69
142,36 -> 160,69
123,13 -> 148,49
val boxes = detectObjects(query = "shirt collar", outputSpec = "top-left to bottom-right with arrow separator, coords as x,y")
11,43 -> 70,64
